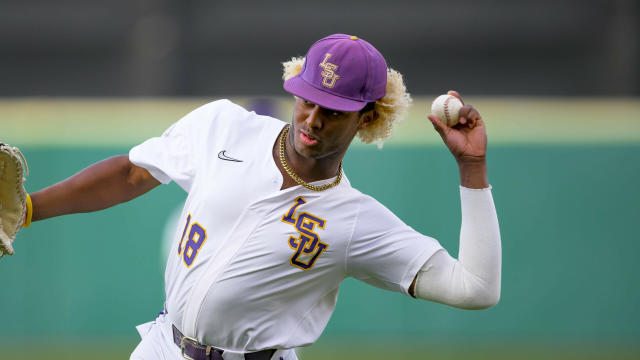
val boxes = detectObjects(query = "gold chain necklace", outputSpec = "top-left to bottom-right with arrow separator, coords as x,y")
279,126 -> 342,192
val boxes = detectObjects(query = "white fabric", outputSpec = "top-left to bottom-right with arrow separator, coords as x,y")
129,99 -> 443,352
414,186 -> 501,309
130,312 -> 298,360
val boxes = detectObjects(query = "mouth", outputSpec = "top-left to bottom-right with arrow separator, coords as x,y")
299,130 -> 319,146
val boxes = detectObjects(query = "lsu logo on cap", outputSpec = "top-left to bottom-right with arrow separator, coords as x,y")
319,53 -> 340,88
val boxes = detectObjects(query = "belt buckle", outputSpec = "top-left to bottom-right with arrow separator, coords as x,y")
180,335 -> 200,360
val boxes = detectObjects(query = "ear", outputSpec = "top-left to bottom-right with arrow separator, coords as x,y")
357,110 -> 378,130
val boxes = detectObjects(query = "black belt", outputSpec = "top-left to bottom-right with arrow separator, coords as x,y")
172,324 -> 276,360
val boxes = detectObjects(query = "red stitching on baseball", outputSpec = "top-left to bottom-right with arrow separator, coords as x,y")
444,96 -> 451,124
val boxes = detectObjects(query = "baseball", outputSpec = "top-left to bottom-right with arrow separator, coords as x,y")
431,94 -> 463,127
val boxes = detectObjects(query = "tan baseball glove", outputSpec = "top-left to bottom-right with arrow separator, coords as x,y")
0,143 -> 29,259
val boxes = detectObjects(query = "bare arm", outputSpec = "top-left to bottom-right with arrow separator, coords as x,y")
31,155 -> 161,222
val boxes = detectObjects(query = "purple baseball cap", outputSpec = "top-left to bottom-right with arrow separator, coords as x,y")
284,34 -> 388,112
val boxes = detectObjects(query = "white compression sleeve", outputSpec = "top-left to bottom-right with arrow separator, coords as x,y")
414,186 -> 501,309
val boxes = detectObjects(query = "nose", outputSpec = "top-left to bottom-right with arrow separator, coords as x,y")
305,105 -> 323,129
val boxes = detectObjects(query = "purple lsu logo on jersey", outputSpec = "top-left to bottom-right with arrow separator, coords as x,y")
281,197 -> 328,271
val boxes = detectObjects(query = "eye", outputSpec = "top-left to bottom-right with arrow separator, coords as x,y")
323,109 -> 344,117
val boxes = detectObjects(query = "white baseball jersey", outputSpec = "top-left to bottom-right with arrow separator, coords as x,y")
129,100 -> 443,352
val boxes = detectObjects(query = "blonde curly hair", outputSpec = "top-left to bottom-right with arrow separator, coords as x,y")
282,56 -> 412,146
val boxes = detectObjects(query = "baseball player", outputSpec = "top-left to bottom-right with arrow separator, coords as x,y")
9,34 -> 501,360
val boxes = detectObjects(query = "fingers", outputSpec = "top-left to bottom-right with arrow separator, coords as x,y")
445,90 -> 483,128
447,90 -> 479,127
458,105 -> 482,129
447,90 -> 464,105
435,90 -> 483,130
428,115 -> 448,140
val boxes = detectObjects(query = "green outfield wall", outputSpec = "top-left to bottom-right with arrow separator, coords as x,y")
1,98 -> 638,359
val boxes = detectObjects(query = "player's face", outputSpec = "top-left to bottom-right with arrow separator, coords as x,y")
290,97 -> 373,161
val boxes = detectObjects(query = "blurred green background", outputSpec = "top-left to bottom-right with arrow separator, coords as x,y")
2,0 -> 639,358
1,97 -> 639,359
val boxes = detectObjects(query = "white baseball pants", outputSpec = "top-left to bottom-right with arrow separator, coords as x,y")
130,313 -> 298,360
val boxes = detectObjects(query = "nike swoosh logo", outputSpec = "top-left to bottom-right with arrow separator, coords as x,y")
218,150 -> 243,162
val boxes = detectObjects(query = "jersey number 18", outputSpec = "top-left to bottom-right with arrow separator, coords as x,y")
177,214 -> 207,267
